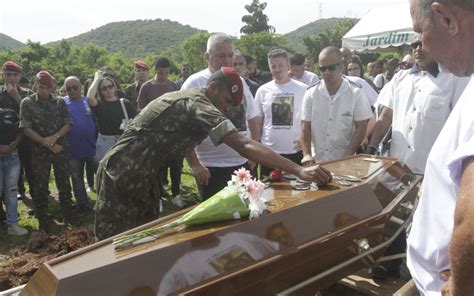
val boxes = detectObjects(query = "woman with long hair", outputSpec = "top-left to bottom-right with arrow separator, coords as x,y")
87,71 -> 136,162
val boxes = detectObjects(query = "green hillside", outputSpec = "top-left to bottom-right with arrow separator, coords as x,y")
66,19 -> 206,57
0,33 -> 25,51
285,17 -> 358,54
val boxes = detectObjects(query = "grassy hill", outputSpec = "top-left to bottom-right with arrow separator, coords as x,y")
0,33 -> 25,51
66,19 -> 206,57
285,17 -> 358,54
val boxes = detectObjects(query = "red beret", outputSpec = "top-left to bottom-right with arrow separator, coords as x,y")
2,61 -> 22,73
35,70 -> 55,88
134,60 -> 150,70
220,67 -> 244,105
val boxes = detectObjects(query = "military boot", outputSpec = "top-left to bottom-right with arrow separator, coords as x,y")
38,215 -> 52,233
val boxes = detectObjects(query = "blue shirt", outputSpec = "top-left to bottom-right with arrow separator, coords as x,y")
64,96 -> 97,159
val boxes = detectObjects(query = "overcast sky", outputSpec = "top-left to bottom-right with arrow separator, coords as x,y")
1,0 -> 406,44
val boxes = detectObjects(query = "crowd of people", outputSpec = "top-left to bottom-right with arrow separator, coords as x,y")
1,0 -> 473,293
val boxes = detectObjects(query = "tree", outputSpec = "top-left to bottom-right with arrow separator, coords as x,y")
236,32 -> 290,71
181,32 -> 211,71
303,19 -> 357,61
240,0 -> 275,34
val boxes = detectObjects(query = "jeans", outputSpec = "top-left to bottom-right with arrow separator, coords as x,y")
1,151 -> 21,224
70,156 -> 98,206
95,134 -> 121,162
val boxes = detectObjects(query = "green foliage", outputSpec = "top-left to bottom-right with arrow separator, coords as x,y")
235,32 -> 290,71
303,19 -> 358,60
181,32 -> 211,71
285,18 -> 357,55
0,33 -> 25,51
240,0 -> 275,34
65,19 -> 204,57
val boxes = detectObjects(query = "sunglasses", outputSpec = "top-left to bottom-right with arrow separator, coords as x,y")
411,41 -> 422,49
66,85 -> 80,92
4,72 -> 19,77
100,84 -> 114,91
319,63 -> 340,72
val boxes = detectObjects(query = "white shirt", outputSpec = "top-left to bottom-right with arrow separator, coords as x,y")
181,68 -> 260,167
374,73 -> 389,90
378,66 -> 469,174
407,76 -> 474,295
344,75 -> 379,106
301,79 -> 372,162
255,79 -> 307,154
293,71 -> 320,86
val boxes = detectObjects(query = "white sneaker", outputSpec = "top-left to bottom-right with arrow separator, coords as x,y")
159,200 -> 163,213
8,223 -> 28,236
171,194 -> 185,208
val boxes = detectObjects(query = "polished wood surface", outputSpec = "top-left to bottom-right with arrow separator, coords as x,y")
21,156 -> 420,296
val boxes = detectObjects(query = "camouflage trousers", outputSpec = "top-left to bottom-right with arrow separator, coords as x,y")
31,150 -> 73,219
94,162 -> 161,240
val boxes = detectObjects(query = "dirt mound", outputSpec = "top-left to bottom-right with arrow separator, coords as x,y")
0,227 -> 95,291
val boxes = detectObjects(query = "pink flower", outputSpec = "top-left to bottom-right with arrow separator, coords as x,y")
232,167 -> 252,183
245,179 -> 265,199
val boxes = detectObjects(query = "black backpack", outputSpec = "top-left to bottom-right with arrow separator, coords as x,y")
0,108 -> 20,145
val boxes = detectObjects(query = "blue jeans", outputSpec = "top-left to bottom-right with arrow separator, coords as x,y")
1,151 -> 21,224
70,156 -> 98,206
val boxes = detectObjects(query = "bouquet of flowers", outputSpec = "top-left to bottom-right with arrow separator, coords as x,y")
113,168 -> 271,251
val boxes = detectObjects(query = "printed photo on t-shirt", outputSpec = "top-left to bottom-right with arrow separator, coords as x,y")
227,101 -> 247,132
271,95 -> 294,127
208,246 -> 255,273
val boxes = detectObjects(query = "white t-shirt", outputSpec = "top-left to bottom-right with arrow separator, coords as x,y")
255,79 -> 307,154
158,232 -> 279,295
374,73 -> 389,90
293,71 -> 320,86
344,75 -> 378,106
301,79 -> 372,162
407,75 -> 474,295
181,68 -> 260,167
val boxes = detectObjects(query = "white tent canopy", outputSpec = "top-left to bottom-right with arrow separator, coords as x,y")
342,2 -> 418,52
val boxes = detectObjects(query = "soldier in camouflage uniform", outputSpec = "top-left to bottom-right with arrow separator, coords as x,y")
19,71 -> 75,231
123,60 -> 150,109
95,67 -> 332,240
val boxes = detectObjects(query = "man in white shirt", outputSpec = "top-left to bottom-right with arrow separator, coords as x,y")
254,49 -> 308,176
408,0 -> 474,294
366,38 -> 469,281
181,33 -> 262,200
289,53 -> 320,86
301,46 -> 372,164
368,39 -> 469,174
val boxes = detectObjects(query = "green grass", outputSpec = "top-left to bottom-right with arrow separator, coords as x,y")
0,161 -> 199,255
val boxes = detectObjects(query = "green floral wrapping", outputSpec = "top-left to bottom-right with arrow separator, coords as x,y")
181,187 -> 249,225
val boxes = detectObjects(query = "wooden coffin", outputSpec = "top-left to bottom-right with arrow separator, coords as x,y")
21,155 -> 421,296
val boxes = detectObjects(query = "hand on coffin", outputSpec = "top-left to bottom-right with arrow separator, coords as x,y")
298,165 -> 332,186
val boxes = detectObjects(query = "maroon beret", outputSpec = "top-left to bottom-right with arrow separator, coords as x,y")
220,67 -> 244,105
2,61 -> 22,73
134,60 -> 150,70
35,70 -> 55,88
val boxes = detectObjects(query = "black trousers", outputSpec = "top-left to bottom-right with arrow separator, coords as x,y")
159,157 -> 184,196
17,140 -> 35,198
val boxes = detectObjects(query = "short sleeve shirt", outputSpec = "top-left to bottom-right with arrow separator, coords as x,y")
301,79 -> 372,162
0,85 -> 31,114
19,93 -> 72,152
182,68 -> 260,167
137,79 -> 178,110
293,71 -> 320,86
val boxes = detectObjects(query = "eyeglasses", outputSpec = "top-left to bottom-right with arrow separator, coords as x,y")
100,84 -> 114,91
4,72 -> 19,77
66,85 -> 80,92
411,41 -> 422,49
319,63 -> 340,72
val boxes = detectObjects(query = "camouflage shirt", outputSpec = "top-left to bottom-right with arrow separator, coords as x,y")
123,81 -> 142,109
100,88 -> 236,188
0,85 -> 31,114
19,93 -> 72,152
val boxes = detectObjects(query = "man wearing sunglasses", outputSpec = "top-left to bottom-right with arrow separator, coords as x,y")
301,46 -> 372,165
63,77 -> 97,216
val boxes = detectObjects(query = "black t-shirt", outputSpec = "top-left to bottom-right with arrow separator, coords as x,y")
0,108 -> 19,145
91,99 -> 136,135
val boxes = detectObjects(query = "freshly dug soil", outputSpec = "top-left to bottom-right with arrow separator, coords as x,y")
0,227 -> 95,291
